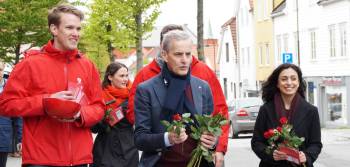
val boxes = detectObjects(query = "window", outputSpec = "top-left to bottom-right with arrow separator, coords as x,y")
263,0 -> 268,19
258,0 -> 262,20
310,30 -> 316,59
307,82 -> 314,105
329,24 -> 336,57
223,78 -> 227,99
259,45 -> 263,65
241,48 -> 245,65
339,22 -> 347,57
247,47 -> 250,65
276,35 -> 282,61
265,43 -> 270,65
225,43 -> 229,62
283,34 -> 289,53
234,83 -> 237,99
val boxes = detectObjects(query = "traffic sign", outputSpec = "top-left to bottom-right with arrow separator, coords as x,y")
282,53 -> 293,64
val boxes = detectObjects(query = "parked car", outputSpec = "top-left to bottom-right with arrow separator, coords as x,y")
228,97 -> 262,138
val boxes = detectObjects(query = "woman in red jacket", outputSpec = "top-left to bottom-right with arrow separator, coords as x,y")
92,62 -> 138,167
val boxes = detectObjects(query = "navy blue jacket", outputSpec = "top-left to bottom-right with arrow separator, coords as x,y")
0,78 -> 23,152
134,74 -> 214,167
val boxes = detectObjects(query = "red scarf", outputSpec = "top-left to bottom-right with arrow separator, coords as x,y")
274,92 -> 300,123
102,81 -> 132,109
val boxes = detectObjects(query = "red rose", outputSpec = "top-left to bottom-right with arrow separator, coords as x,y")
264,129 -> 275,139
279,117 -> 288,125
173,114 -> 182,121
277,127 -> 282,133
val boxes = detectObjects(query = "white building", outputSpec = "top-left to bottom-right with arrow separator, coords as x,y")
298,0 -> 350,127
271,0 -> 299,66
237,0 -> 258,97
218,17 -> 238,101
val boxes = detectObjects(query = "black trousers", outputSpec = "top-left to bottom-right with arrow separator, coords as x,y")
0,152 -> 8,167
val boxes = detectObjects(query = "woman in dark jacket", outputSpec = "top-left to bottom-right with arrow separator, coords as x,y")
251,64 -> 322,167
92,62 -> 138,167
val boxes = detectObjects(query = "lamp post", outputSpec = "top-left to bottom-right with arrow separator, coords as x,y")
296,0 -> 300,66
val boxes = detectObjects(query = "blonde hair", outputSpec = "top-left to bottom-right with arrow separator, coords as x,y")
48,4 -> 84,27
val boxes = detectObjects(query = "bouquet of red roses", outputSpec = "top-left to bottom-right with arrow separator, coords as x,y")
161,113 -> 193,136
264,117 -> 305,165
187,114 -> 228,167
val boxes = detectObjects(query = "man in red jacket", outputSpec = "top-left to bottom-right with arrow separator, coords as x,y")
0,4 -> 105,167
129,24 -> 229,167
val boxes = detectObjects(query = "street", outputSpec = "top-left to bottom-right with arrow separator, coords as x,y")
6,129 -> 350,167
225,128 -> 350,167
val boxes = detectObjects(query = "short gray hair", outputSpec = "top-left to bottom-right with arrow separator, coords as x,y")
161,30 -> 192,52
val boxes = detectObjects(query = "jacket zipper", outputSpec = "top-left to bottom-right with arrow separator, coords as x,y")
65,57 -> 73,166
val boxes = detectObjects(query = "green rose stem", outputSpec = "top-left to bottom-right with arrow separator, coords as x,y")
187,113 -> 228,167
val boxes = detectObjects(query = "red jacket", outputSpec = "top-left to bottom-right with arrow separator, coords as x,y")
0,40 -> 105,166
129,57 -> 229,153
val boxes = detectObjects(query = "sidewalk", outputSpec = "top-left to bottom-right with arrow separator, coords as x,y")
321,128 -> 350,144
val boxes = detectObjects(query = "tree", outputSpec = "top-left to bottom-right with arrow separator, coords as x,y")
0,0 -> 63,64
82,0 -> 166,72
197,0 -> 204,61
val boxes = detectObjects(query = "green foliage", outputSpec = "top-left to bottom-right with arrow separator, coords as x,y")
187,114 -> 228,167
264,122 -> 305,155
78,35 -> 110,74
160,113 -> 193,136
80,0 -> 166,72
0,0 -> 64,64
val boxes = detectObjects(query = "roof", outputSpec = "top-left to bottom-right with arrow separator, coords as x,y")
249,0 -> 254,12
317,0 -> 342,6
271,0 -> 286,18
221,17 -> 237,55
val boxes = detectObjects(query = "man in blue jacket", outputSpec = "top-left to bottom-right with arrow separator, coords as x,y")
0,61 -> 23,167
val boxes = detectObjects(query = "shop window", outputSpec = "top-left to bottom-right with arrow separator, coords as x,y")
307,82 -> 314,105
327,93 -> 342,121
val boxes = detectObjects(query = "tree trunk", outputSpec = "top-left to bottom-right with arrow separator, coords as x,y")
135,11 -> 143,73
106,24 -> 114,62
15,43 -> 21,64
197,0 -> 204,61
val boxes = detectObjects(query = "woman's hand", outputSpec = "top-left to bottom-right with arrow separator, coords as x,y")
273,150 -> 287,161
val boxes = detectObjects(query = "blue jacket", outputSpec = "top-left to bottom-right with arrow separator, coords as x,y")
0,78 -> 23,152
0,116 -> 22,152
134,74 -> 214,167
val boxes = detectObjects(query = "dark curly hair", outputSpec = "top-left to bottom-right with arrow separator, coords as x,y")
102,62 -> 128,88
261,63 -> 306,103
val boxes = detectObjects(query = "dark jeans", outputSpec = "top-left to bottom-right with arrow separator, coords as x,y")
0,152 -> 8,167
27,164 -> 91,167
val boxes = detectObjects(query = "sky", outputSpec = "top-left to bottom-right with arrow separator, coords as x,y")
74,0 -> 239,39
155,0 -> 239,38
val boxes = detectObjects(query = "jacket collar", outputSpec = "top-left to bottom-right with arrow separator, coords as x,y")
152,75 -> 203,115
43,40 -> 80,61
266,98 -> 310,129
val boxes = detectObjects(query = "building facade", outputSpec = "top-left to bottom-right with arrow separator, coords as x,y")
298,0 -> 350,127
254,0 -> 275,88
237,0 -> 258,97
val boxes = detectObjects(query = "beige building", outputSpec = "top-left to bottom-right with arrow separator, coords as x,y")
253,0 -> 276,87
